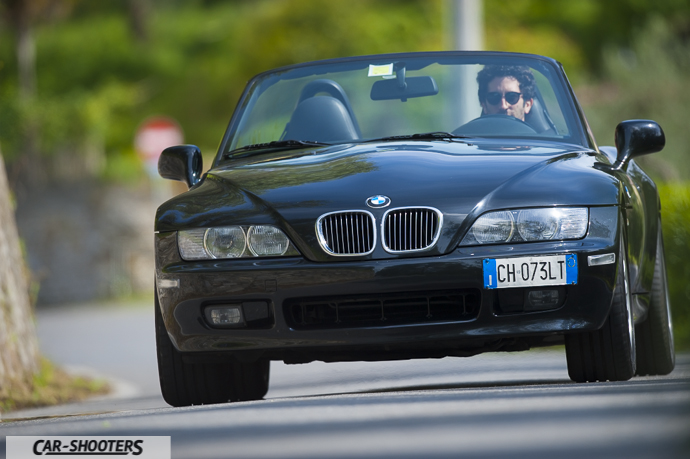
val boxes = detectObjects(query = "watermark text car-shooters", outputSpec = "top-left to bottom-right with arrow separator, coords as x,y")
6,436 -> 170,459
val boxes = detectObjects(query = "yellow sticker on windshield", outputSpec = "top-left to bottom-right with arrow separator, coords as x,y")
368,63 -> 394,77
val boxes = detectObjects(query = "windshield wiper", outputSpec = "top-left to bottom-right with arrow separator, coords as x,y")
225,140 -> 330,158
366,131 -> 471,144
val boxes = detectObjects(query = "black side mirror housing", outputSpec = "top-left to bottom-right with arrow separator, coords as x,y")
158,145 -> 203,188
613,120 -> 665,169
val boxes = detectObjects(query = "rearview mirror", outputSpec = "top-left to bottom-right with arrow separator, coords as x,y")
613,120 -> 665,169
370,76 -> 439,101
158,145 -> 203,188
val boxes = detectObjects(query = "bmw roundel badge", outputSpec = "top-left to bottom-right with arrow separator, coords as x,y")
366,195 -> 391,208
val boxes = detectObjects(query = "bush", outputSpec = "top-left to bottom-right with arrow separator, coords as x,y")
658,182 -> 690,349
580,17 -> 690,182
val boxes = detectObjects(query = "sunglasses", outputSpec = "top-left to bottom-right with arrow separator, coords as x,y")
486,91 -> 522,105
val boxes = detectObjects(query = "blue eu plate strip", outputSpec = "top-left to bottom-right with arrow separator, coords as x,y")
566,254 -> 578,285
483,258 -> 497,289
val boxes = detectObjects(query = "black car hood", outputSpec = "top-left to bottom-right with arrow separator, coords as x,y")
156,140 -> 620,260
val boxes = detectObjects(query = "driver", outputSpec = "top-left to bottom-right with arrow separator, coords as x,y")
477,65 -> 536,122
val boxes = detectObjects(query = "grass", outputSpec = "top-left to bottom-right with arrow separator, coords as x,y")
0,358 -> 110,414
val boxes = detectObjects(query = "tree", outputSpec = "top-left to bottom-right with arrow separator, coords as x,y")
484,0 -> 690,75
0,0 -> 75,190
0,148 -> 40,403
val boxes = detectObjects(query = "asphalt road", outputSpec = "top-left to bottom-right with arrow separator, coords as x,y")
1,301 -> 689,458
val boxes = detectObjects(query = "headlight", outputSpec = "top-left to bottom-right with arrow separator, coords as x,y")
472,210 -> 514,243
460,207 -> 588,246
206,226 -> 246,258
178,225 -> 300,260
247,225 -> 291,256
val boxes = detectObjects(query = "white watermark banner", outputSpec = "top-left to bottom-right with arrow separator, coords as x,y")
6,436 -> 171,459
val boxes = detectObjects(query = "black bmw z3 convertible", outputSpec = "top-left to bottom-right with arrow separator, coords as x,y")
154,51 -> 675,407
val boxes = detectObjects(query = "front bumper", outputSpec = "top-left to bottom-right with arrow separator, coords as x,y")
155,207 -> 620,362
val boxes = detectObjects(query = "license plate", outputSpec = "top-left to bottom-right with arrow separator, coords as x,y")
483,254 -> 577,289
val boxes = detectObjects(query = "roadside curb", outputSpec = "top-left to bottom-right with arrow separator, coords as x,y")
63,364 -> 143,400
1,366 -> 144,422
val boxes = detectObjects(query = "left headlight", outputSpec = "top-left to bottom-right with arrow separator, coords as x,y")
177,225 -> 301,260
459,207 -> 588,246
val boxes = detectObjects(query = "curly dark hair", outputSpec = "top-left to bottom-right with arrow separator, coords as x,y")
477,65 -> 536,103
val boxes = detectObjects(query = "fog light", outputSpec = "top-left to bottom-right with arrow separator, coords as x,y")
205,305 -> 244,327
526,289 -> 560,311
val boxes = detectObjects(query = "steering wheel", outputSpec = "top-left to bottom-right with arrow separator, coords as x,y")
453,114 -> 538,136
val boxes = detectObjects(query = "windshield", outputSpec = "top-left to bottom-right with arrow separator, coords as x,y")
220,53 -> 584,160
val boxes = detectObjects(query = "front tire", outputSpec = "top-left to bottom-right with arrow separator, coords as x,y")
155,292 -> 269,407
565,235 -> 636,382
635,224 -> 675,375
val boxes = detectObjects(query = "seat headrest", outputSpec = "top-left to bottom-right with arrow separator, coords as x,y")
283,97 -> 359,143
525,98 -> 555,134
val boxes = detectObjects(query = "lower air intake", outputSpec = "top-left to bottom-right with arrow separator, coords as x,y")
285,289 -> 480,329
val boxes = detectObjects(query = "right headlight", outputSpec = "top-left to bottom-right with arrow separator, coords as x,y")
178,225 -> 300,260
459,207 -> 589,246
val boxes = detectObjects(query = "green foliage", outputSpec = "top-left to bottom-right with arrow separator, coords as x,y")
580,18 -> 690,181
483,0 -> 588,81
2,0 -> 688,177
0,0 -> 446,180
484,0 -> 690,76
100,147 -> 146,185
658,183 -> 690,349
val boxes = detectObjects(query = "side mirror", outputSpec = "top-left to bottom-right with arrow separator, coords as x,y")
158,145 -> 203,188
613,120 -> 665,169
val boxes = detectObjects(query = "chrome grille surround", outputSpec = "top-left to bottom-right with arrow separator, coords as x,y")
381,207 -> 443,253
316,210 -> 376,256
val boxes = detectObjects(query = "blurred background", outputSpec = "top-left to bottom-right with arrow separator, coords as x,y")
0,0 -> 688,348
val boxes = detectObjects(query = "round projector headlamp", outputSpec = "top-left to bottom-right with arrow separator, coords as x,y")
248,225 -> 290,256
517,209 -> 559,241
205,226 -> 246,258
472,210 -> 514,243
